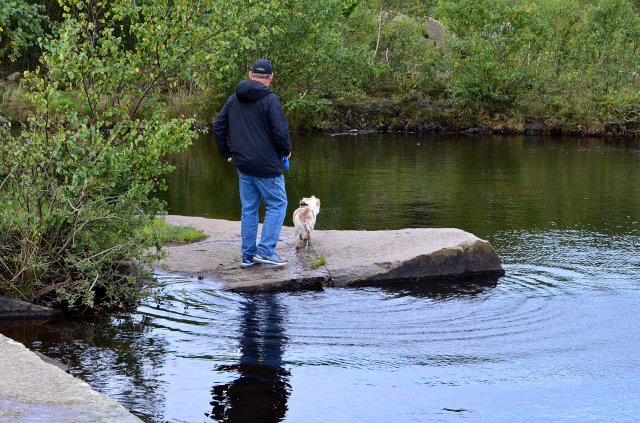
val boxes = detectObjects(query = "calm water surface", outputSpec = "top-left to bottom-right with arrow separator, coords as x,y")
2,134 -> 640,422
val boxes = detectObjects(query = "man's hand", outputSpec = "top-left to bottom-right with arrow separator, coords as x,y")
227,157 -> 233,163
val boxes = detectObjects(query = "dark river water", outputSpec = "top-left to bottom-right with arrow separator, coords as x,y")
2,133 -> 640,422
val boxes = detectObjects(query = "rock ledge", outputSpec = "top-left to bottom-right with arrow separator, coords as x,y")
0,334 -> 141,422
158,216 -> 504,291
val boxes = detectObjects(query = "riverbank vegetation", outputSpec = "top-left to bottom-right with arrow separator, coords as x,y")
1,0 -> 639,308
3,0 -> 640,135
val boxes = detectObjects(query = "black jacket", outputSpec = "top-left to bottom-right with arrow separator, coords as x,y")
212,80 -> 291,178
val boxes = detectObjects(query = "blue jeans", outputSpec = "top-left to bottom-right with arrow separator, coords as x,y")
238,170 -> 287,259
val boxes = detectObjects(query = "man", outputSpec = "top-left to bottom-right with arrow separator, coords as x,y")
212,59 -> 291,268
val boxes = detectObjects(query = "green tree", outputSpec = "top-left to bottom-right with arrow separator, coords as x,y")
263,0 -> 373,128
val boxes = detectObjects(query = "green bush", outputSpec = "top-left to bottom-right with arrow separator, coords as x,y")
200,0 -> 374,130
0,115 -> 195,308
0,0 -> 46,67
0,83 -> 34,121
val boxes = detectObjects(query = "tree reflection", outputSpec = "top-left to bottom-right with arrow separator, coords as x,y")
208,294 -> 290,423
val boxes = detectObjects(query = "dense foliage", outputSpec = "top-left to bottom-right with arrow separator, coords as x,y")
3,0 -> 640,132
435,0 -> 640,132
0,0 -> 47,68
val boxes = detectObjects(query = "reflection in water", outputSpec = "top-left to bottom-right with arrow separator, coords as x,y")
208,294 -> 290,423
2,259 -> 640,422
362,275 -> 499,300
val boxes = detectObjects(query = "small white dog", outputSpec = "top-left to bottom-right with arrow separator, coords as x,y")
292,196 -> 321,248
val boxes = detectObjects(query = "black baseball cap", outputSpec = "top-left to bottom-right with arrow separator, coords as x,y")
251,59 -> 273,75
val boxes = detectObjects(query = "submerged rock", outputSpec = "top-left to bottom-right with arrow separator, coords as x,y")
157,216 -> 504,292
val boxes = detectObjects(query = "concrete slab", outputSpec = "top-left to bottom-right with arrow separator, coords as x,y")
0,334 -> 141,422
158,216 -> 504,291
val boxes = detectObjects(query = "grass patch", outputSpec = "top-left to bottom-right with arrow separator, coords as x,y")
142,217 -> 206,246
310,254 -> 326,270
0,82 -> 34,122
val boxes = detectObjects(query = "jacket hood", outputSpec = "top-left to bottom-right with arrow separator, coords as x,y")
236,79 -> 272,103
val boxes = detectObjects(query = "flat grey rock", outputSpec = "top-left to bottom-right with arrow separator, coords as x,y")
0,334 -> 141,422
158,216 -> 504,291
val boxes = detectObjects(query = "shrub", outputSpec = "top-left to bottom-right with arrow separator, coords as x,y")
0,0 -> 46,67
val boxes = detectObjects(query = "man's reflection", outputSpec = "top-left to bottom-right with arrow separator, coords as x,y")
208,294 -> 290,422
